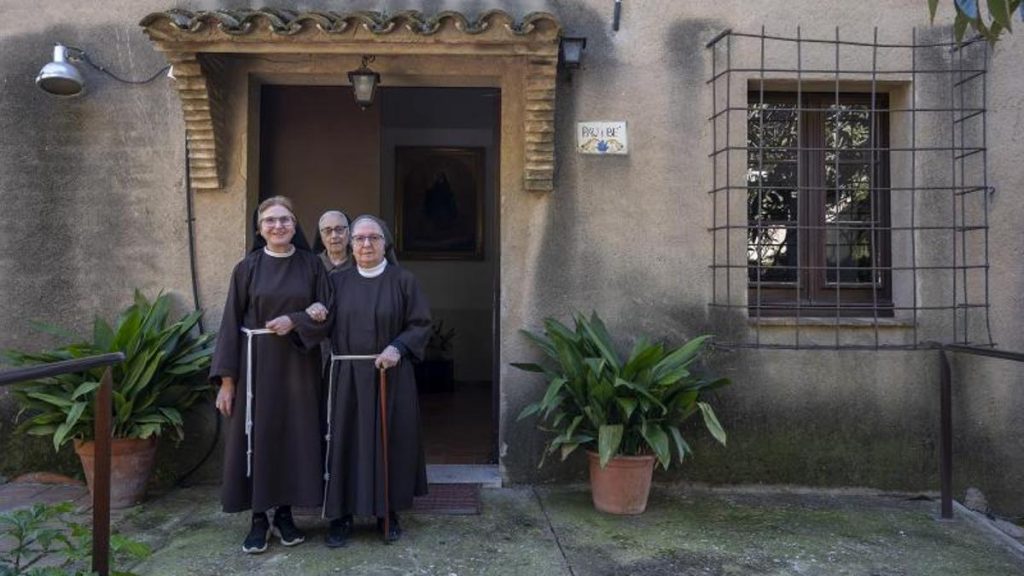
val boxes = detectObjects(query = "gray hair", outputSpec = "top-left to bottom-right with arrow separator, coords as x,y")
318,210 -> 349,229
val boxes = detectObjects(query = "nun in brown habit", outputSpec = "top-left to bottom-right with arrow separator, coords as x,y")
210,196 -> 332,554
298,214 -> 429,546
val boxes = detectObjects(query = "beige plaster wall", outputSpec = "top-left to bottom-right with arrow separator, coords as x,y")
0,1 -> 1022,514
496,0 -> 1024,517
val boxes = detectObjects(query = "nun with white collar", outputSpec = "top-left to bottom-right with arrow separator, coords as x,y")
299,214 -> 429,546
210,195 -> 332,554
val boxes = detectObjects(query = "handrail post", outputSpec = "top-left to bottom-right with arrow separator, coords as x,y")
92,366 -> 113,575
939,349 -> 953,519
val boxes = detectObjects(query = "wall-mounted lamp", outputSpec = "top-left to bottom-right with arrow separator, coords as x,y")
36,43 -> 170,97
348,55 -> 380,110
36,44 -> 85,96
559,37 -> 587,69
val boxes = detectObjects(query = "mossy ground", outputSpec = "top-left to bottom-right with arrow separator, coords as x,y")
102,483 -> 1024,576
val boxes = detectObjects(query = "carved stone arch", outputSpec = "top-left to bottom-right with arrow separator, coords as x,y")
140,9 -> 562,192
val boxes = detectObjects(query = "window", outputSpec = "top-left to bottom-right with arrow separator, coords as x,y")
747,92 -> 891,316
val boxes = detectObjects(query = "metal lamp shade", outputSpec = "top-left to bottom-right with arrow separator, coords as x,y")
348,68 -> 380,109
36,45 -> 84,96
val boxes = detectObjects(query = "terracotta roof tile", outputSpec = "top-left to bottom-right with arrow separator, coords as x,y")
139,8 -> 560,38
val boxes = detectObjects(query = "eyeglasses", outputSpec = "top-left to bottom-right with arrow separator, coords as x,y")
320,226 -> 349,236
351,234 -> 385,245
260,215 -> 295,227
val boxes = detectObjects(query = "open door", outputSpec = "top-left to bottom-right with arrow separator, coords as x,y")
259,84 -> 500,467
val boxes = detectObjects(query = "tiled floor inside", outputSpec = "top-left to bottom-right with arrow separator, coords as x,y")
418,380 -> 493,464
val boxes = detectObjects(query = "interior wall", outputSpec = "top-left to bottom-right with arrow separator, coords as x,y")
380,87 -> 499,382
259,85 -> 381,238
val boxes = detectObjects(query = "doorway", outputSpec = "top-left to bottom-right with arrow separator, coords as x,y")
258,84 -> 500,466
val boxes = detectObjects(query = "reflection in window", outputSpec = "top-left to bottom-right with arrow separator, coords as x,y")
746,93 -> 891,314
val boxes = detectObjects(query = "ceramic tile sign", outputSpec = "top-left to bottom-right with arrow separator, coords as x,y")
577,121 -> 628,155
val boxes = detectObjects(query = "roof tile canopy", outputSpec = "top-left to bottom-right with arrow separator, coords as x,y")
140,9 -> 562,192
140,9 -> 559,38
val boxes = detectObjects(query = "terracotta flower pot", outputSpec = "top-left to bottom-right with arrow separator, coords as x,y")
587,450 -> 656,515
74,437 -> 158,509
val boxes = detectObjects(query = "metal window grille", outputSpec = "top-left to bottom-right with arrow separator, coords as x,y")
706,27 -> 993,350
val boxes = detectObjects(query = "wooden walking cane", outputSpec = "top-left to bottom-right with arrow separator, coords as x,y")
378,367 -> 392,543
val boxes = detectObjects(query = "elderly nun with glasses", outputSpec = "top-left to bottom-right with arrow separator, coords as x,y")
297,214 -> 430,547
210,195 -> 332,554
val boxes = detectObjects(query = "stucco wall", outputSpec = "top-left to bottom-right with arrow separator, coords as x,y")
1,1 -> 1022,515
0,1 -> 199,483
497,0 -> 1024,517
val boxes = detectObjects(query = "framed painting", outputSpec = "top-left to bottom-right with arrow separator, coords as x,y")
395,146 -> 485,260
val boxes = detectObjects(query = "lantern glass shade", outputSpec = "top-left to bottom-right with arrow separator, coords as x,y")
559,37 -> 587,69
349,69 -> 380,108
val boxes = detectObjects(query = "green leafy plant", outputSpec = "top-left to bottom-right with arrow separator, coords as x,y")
929,0 -> 1023,43
4,291 -> 215,451
0,501 -> 150,576
514,311 -> 730,470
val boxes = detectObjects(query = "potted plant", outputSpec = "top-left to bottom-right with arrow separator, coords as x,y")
4,291 -> 215,508
514,311 -> 730,514
415,319 -> 456,393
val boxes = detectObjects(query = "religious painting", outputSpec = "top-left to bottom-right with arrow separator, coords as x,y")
395,146 -> 485,260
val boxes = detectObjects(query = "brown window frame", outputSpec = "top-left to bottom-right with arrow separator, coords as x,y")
747,91 -> 893,318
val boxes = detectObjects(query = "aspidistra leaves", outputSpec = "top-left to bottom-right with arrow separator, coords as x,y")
6,290 -> 215,450
513,312 -> 730,471
698,402 -> 728,446
598,424 -> 623,468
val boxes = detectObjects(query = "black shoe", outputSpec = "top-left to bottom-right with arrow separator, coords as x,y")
242,513 -> 270,554
376,512 -> 402,543
271,506 -> 306,547
325,515 -> 353,548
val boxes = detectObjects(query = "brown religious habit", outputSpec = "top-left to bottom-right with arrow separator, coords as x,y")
211,248 -> 332,513
300,263 -> 431,520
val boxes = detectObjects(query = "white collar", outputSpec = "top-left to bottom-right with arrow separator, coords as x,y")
263,245 -> 295,258
357,260 -> 387,278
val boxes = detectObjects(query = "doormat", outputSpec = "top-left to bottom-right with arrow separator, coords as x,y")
410,483 -> 481,515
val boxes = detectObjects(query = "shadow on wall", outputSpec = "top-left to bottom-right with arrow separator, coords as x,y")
0,23 -> 198,484
506,0 -> 608,484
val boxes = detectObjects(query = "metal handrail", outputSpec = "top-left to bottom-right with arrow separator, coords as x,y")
0,352 -> 124,576
0,352 -> 125,385
925,343 -> 1024,520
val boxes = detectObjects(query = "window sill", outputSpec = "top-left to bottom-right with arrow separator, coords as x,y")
748,317 -> 915,329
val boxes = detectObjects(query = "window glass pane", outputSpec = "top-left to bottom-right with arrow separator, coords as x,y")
824,102 -> 877,285
748,103 -> 798,163
825,164 -> 873,223
748,103 -> 799,283
749,225 -> 798,283
826,228 -> 875,284
825,104 -> 872,163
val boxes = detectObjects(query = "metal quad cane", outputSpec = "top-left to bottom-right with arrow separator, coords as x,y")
322,354 -> 395,543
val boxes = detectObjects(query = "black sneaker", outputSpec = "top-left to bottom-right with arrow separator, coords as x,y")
375,512 -> 402,543
272,506 -> 306,547
325,515 -> 353,548
242,513 -> 270,554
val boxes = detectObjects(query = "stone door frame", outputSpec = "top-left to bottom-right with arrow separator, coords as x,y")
141,10 -> 563,473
